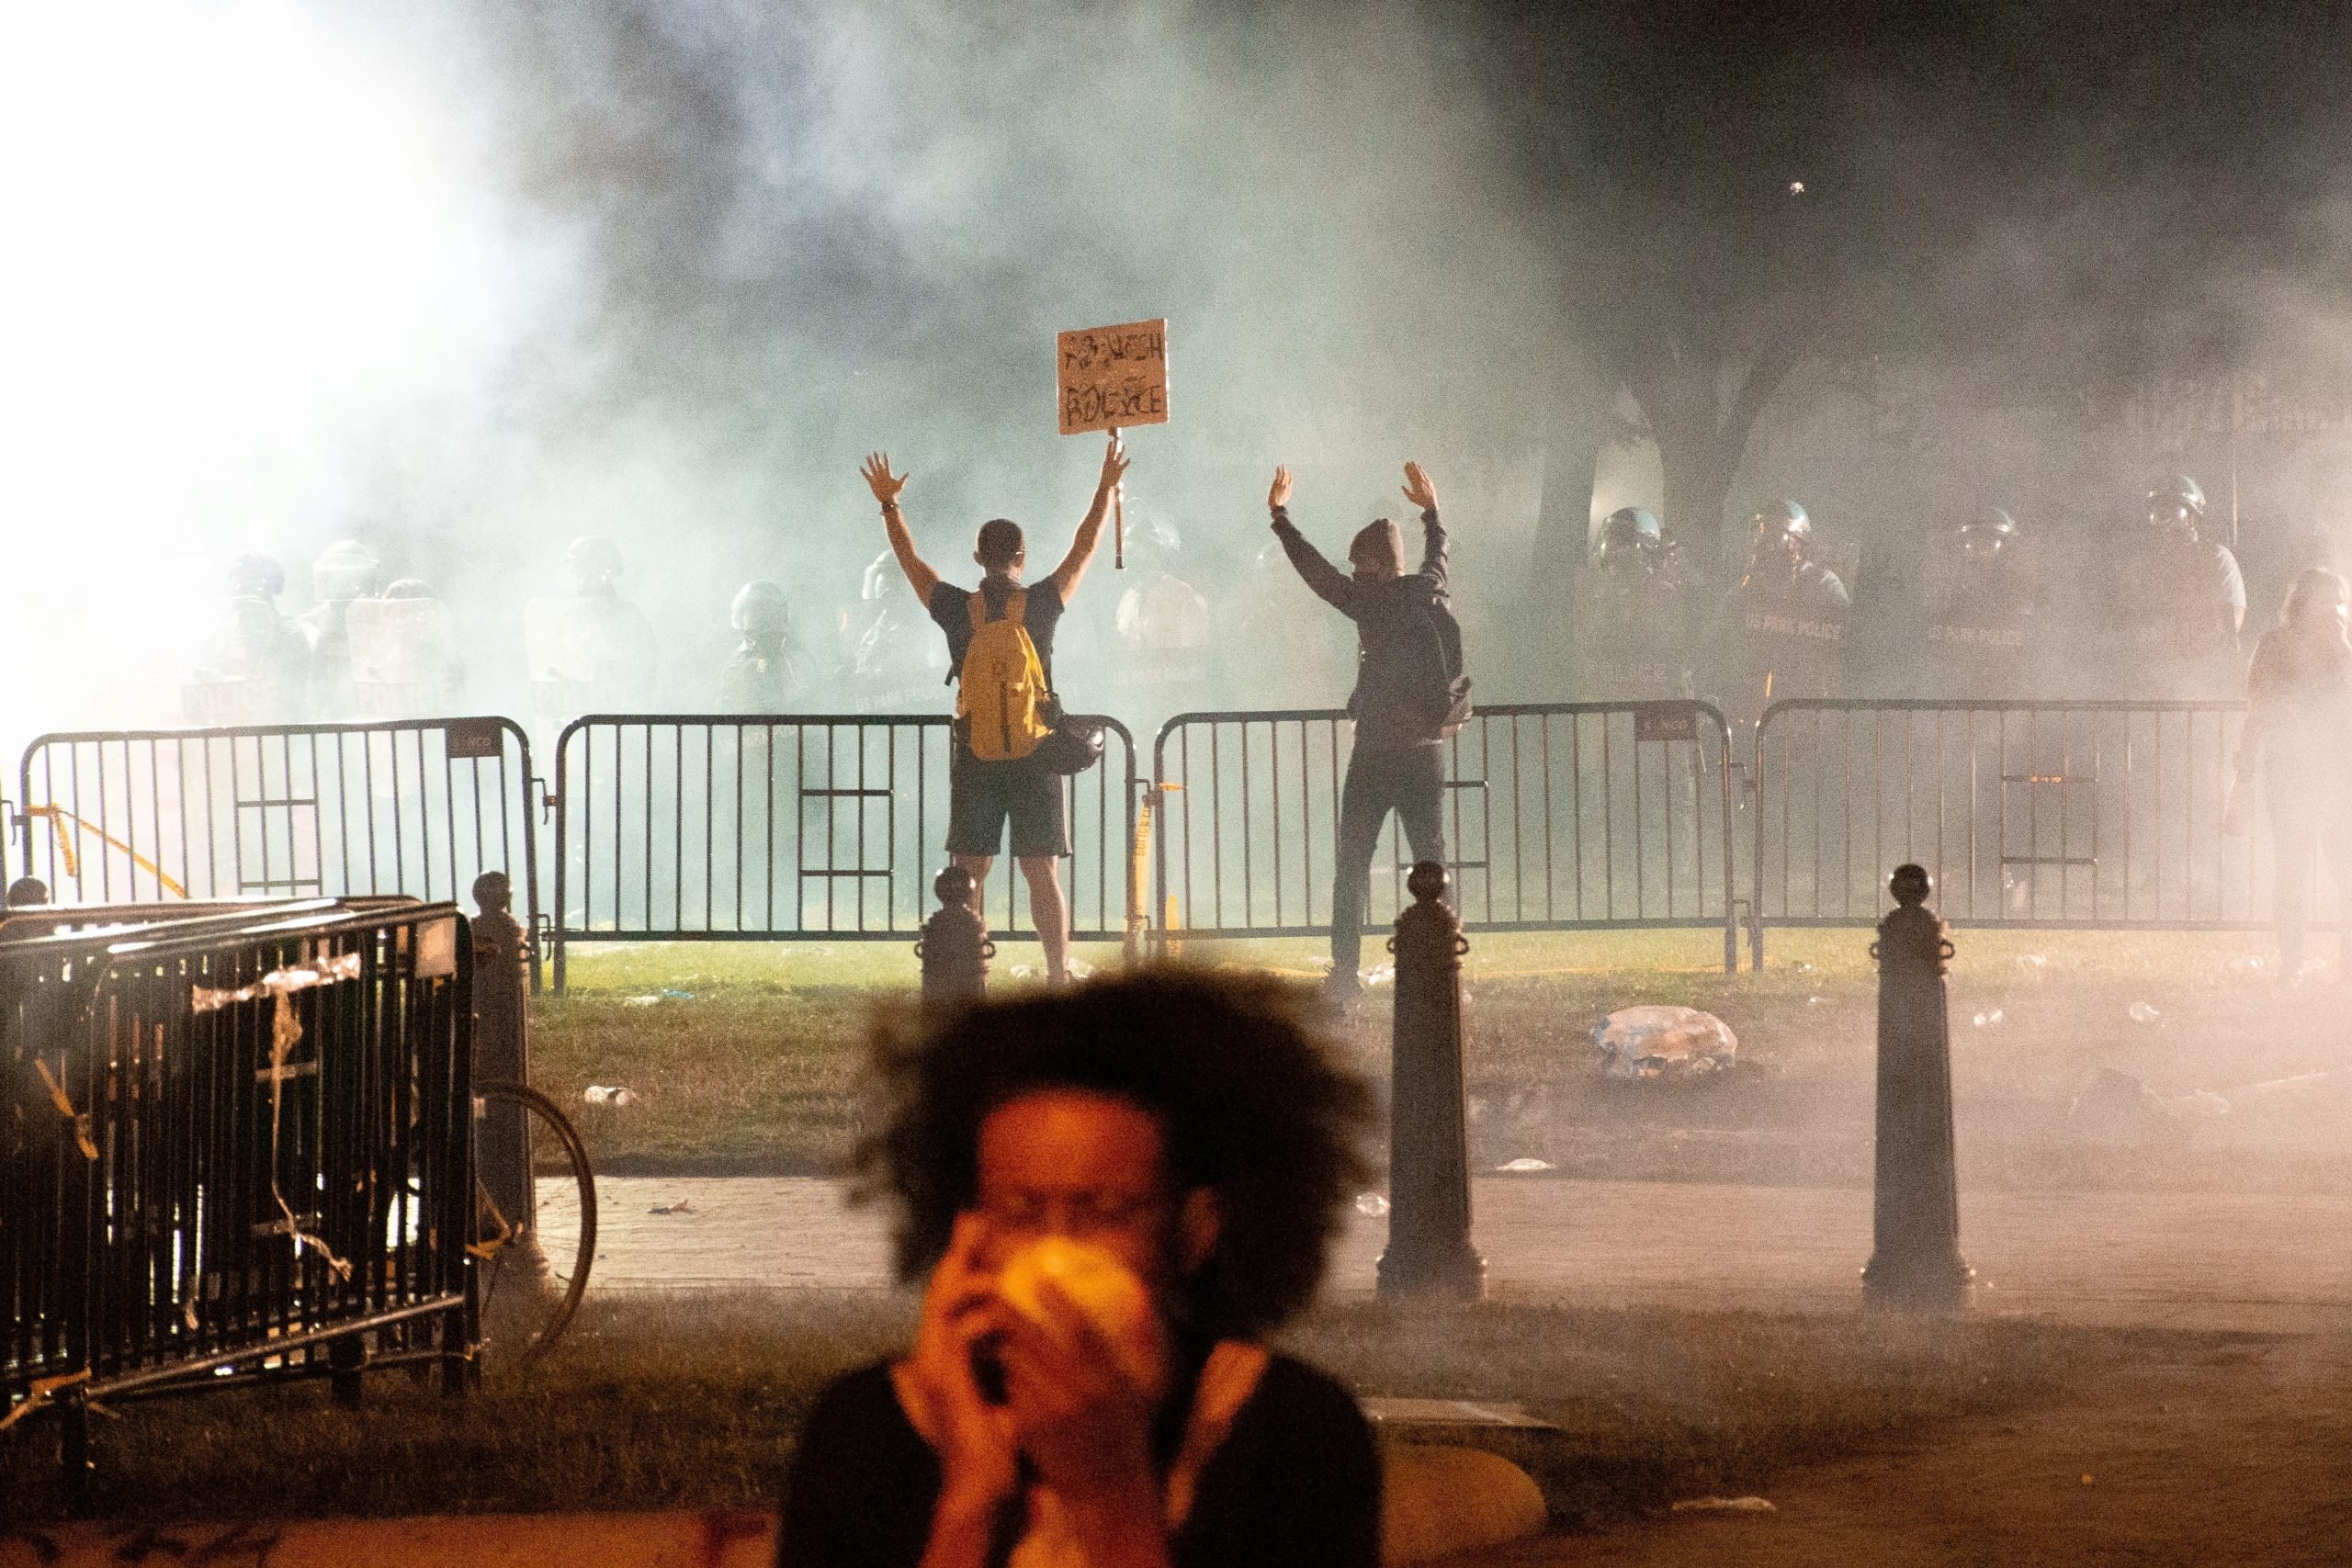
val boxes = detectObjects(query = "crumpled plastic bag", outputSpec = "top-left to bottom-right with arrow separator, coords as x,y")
1591,1006 -> 1737,1080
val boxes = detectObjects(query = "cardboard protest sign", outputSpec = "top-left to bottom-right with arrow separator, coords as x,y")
1057,319 -> 1169,434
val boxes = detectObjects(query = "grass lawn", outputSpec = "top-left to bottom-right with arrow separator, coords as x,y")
536,928 -> 2352,1190
0,1291 -> 2217,1529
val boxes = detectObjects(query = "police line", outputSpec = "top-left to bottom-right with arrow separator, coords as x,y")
4,700 -> 2323,985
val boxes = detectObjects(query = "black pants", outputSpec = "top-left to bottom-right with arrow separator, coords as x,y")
1330,742 -> 1447,977
2268,776 -> 2352,973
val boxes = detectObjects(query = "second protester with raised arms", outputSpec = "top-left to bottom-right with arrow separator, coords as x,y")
1267,460 -> 1470,1000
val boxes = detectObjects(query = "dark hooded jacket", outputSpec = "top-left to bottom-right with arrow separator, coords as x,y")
1271,506 -> 1452,750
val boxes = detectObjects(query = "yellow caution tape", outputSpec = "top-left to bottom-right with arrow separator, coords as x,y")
31,1057 -> 98,1161
0,1370 -> 91,1433
22,805 -> 188,898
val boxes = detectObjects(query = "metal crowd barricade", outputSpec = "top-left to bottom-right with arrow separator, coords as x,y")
1,899 -> 475,1491
548,715 -> 1137,990
14,717 -> 541,987
1747,698 -> 2321,965
1150,703 -> 1740,970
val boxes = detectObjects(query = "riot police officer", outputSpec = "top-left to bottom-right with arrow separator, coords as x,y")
348,577 -> 465,718
1572,506 -> 1693,700
524,535 -> 657,728
842,547 -> 947,712
187,551 -> 308,723
719,580 -> 804,712
1111,511 -> 1212,721
2113,474 -> 2244,697
1712,500 -> 1850,728
1920,506 -> 2038,697
295,539 -> 381,718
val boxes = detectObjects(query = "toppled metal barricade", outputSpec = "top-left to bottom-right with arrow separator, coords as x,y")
1,897 -> 476,1506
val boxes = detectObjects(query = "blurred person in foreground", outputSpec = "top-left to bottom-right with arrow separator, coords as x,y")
780,968 -> 1380,1568
2224,568 -> 2352,980
1267,461 -> 1470,1000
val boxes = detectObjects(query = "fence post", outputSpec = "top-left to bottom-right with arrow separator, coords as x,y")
1862,863 -> 1973,1313
60,1389 -> 91,1517
470,873 -> 533,1247
918,866 -> 991,1004
1376,862 -> 1486,1301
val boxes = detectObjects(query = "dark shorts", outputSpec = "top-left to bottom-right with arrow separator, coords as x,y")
946,754 -> 1069,859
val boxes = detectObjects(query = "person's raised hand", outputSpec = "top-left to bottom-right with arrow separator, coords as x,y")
996,1277 -> 1159,1509
904,1213 -> 1019,1510
1268,465 -> 1294,513
862,452 -> 909,508
1401,461 -> 1438,514
1099,430 -> 1130,493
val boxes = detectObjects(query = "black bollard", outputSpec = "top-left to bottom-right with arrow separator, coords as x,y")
917,865 -> 992,1004
470,872 -> 534,1246
1377,862 -> 1486,1301
1861,864 -> 1973,1313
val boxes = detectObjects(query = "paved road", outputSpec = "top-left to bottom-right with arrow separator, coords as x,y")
560,1176 -> 2352,1334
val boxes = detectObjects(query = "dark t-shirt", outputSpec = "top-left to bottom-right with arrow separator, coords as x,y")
777,1354 -> 1382,1568
927,580 -> 1066,687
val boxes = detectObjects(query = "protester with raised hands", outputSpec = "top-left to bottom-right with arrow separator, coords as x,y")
860,433 -> 1127,987
1268,460 -> 1470,1000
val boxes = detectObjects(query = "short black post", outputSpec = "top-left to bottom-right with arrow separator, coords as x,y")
60,1388 -> 91,1516
918,866 -> 992,1004
1377,862 -> 1486,1301
471,872 -> 533,1242
1862,864 -> 1973,1313
329,1331 -> 367,1408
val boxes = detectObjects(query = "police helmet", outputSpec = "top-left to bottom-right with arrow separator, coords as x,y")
1957,506 -> 2019,553
1749,500 -> 1812,546
1597,507 -> 1663,564
2146,475 -> 2207,530
862,549 -> 899,603
731,580 -> 790,637
311,540 -> 380,603
229,551 -> 285,603
568,535 -> 625,594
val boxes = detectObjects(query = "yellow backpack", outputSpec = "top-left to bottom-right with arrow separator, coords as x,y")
957,588 -> 1055,761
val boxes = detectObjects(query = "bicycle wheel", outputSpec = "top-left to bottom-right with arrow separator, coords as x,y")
470,1079 -> 596,1360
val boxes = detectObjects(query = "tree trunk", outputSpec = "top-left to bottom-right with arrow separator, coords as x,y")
1531,365 -> 1616,589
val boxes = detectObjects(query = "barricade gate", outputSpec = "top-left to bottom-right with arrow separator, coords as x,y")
1150,703 -> 1739,969
2,901 -> 474,1446
15,717 -> 540,984
550,715 -> 1137,989
1749,698 -> 2329,965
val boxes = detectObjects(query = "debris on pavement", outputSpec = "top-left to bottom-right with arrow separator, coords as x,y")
1670,1495 -> 1776,1513
2128,1001 -> 2162,1024
647,1199 -> 696,1216
1973,1008 -> 2006,1028
1592,1006 -> 1737,1080
2067,1067 -> 2230,1145
583,1085 -> 639,1106
1493,1157 -> 1554,1173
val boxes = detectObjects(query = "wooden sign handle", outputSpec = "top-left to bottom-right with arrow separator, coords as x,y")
1112,425 -> 1125,570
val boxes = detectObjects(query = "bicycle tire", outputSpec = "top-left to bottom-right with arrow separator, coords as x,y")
472,1078 -> 597,1359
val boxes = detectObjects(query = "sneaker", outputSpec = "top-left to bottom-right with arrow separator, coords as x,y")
1321,971 -> 1364,1007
